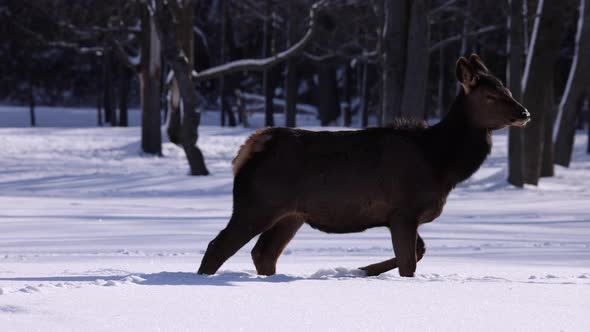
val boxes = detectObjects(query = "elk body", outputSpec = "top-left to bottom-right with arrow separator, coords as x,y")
198,54 -> 530,277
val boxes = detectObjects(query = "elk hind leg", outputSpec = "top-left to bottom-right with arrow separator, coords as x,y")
360,233 -> 425,277
251,215 -> 304,276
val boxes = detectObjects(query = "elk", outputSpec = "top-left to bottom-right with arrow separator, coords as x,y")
198,54 -> 530,277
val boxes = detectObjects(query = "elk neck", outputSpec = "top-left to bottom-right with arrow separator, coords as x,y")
424,91 -> 492,190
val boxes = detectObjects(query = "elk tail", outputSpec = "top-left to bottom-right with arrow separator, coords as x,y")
232,128 -> 273,176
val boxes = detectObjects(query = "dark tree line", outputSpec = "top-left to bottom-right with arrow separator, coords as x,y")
1,0 -> 589,181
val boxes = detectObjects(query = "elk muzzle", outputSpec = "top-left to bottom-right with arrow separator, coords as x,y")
512,108 -> 531,127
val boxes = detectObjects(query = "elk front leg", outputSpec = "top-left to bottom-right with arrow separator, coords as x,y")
390,217 -> 418,277
359,234 -> 425,276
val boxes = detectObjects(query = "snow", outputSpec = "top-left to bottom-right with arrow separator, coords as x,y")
1,106 -> 589,331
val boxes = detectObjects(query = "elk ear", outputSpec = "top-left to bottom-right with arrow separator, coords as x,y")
456,57 -> 477,94
469,53 -> 489,74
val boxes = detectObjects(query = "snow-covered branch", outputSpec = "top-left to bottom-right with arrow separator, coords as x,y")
11,21 -> 105,55
429,25 -> 503,52
191,0 -> 328,82
429,0 -> 458,17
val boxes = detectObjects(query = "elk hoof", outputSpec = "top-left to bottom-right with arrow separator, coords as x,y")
398,269 -> 415,277
359,265 -> 382,277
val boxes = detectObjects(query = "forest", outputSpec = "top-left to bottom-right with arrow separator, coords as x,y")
1,0 -> 589,183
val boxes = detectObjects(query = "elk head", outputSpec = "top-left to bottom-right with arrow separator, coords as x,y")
456,54 -> 530,130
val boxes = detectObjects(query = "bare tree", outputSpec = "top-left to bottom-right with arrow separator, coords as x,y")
521,0 -> 564,185
554,0 -> 590,166
155,0 -> 328,175
153,0 -> 209,175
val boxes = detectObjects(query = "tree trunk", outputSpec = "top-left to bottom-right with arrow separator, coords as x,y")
223,3 -> 237,128
381,0 -> 409,125
219,3 -> 237,129
220,81 -> 228,128
317,62 -> 340,126
361,61 -> 370,128
343,62 -> 352,127
521,0 -> 563,185
400,0 -> 429,119
285,0 -> 297,128
554,0 -> 590,166
170,62 -> 209,176
576,98 -> 585,129
285,58 -> 297,127
235,90 -> 249,128
507,0 -> 525,187
97,90 -> 103,126
103,50 -> 116,126
460,0 -> 472,55
140,5 -> 162,155
263,0 -> 275,127
118,63 -> 131,127
220,0 -> 228,127
221,84 -> 236,127
541,92 -> 555,177
28,81 -> 36,127
437,47 -> 447,117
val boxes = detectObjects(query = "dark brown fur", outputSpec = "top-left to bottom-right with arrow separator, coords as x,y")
198,54 -> 530,277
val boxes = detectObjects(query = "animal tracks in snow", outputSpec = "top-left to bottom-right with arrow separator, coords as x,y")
3,270 -> 588,298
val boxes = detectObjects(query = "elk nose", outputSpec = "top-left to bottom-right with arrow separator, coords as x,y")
520,109 -> 531,120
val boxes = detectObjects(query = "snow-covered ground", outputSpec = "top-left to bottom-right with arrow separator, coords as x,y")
1,106 -> 589,331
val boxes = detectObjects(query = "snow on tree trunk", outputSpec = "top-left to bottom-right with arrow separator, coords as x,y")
167,0 -> 194,141
155,0 -> 209,175
166,79 -> 182,144
507,0 -> 526,187
554,0 -> 590,166
520,0 -> 562,185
